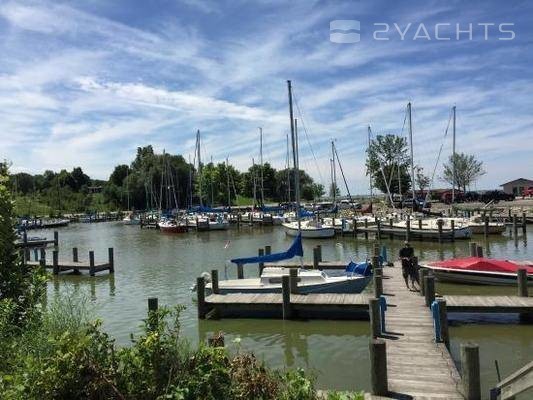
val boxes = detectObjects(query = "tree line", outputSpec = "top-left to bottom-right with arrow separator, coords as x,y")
7,145 -> 325,214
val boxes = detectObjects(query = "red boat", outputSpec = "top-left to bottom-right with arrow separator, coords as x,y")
421,257 -> 533,286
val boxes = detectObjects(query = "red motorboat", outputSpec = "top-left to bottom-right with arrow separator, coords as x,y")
421,257 -> 533,286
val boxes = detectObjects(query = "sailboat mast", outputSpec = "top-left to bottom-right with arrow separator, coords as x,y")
226,158 -> 231,208
452,105 -> 456,202
407,102 -> 415,211
331,140 -> 337,205
196,130 -> 203,207
259,127 -> 264,206
252,157 -> 257,210
188,154 -> 193,209
367,125 -> 373,204
286,133 -> 291,204
126,168 -> 130,211
287,80 -> 300,230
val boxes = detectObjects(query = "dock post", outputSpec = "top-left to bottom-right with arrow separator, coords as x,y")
372,254 -> 380,272
523,212 -> 527,235
437,299 -> 450,349
517,268 -> 528,297
54,231 -> 59,247
476,245 -> 483,258
389,218 -> 393,239
461,343 -> 481,400
282,275 -> 292,319
369,298 -> 381,338
418,218 -> 422,230
451,219 -> 455,242
352,218 -> 356,237
197,277 -> 206,319
313,247 -> 319,269
33,248 -> 39,261
108,248 -> 114,273
317,245 -> 322,262
289,268 -> 298,294
72,247 -> 78,262
258,248 -> 265,274
53,250 -> 59,275
364,219 -> 369,239
376,218 -> 381,240
369,339 -> 388,395
469,242 -> 477,257
265,245 -> 271,255
373,243 -> 380,257
424,275 -> 435,307
237,263 -> 244,279
437,219 -> 443,244
211,269 -> 219,294
24,248 -> 30,264
419,268 -> 428,297
23,230 -> 28,246
89,251 -> 95,276
406,218 -> 411,242
148,297 -> 158,331
513,214 -> 518,236
484,216 -> 489,238
374,269 -> 383,298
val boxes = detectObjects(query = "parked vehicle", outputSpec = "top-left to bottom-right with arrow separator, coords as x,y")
522,186 -> 533,197
480,190 -> 515,203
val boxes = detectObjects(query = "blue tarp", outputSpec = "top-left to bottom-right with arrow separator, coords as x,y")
299,209 -> 314,217
345,261 -> 372,276
230,233 -> 303,265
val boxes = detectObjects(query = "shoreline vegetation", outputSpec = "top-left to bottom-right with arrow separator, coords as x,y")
1,166 -> 366,399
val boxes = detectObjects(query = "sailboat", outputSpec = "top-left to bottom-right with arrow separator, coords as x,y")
281,81 -> 335,239
122,168 -> 141,225
205,233 -> 372,294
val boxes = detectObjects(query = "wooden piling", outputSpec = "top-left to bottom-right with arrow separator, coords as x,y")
517,269 -> 528,297
389,218 -> 394,239
406,218 -> 411,242
419,268 -> 428,296
364,219 -> 369,239
451,219 -> 455,242
53,250 -> 59,275
476,245 -> 483,258
197,277 -> 206,319
372,255 -> 380,271
376,218 -> 381,240
258,248 -> 265,274
282,275 -> 292,319
316,245 -> 322,262
523,212 -> 527,235
54,231 -> 59,246
313,247 -> 320,269
265,245 -> 271,255
369,339 -> 388,396
72,247 -> 78,262
108,248 -> 114,273
352,218 -> 357,237
237,263 -> 244,279
461,343 -> 481,400
513,214 -> 518,236
369,298 -> 381,338
437,219 -> 443,244
437,299 -> 450,349
418,218 -> 422,230
424,275 -> 435,307
484,216 -> 489,238
469,242 -> 477,257
33,248 -> 38,261
148,297 -> 158,311
374,272 -> 383,298
89,251 -> 95,276
211,269 -> 219,294
289,268 -> 298,294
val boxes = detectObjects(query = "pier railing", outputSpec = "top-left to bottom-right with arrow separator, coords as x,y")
490,361 -> 533,400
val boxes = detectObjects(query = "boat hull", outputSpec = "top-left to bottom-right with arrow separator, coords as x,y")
283,223 -> 335,238
160,225 -> 188,233
422,266 -> 533,286
210,276 -> 371,294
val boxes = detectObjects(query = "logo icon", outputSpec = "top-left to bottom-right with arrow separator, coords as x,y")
330,20 -> 361,43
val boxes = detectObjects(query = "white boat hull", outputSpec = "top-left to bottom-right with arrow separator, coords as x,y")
422,265 -> 533,286
282,222 -> 335,238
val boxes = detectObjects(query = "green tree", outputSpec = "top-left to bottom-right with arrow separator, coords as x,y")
109,165 -> 130,187
415,166 -> 430,193
442,153 -> 485,192
366,134 -> 411,195
0,163 -> 46,327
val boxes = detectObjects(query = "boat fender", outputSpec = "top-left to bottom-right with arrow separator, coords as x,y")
431,300 -> 441,342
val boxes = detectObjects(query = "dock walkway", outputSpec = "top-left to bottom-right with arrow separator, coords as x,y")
379,265 -> 463,399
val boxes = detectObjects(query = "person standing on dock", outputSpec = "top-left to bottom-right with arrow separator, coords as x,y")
399,241 -> 418,290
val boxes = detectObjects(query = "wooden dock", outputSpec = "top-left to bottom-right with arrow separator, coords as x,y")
375,265 -> 464,399
16,231 -> 59,248
26,247 -> 114,276
444,295 -> 533,313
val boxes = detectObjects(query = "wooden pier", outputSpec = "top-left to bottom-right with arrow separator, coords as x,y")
26,247 -> 114,276
16,231 -> 58,248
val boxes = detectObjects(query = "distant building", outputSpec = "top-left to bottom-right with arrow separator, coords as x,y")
500,178 -> 533,195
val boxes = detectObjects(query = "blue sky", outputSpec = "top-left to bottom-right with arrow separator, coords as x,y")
1,0 -> 532,193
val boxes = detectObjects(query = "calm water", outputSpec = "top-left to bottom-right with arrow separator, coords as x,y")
37,223 -> 532,397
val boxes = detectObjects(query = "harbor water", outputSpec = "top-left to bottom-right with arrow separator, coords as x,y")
40,223 -> 532,398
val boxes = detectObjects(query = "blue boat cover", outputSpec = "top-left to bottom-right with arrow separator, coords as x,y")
230,233 -> 303,265
299,209 -> 314,217
345,261 -> 372,276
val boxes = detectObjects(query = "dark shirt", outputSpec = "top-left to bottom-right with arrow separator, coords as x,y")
399,246 -> 414,258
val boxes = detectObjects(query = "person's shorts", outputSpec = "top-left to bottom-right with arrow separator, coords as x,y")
401,259 -> 411,278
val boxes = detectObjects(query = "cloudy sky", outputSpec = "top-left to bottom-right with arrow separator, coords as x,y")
1,0 -> 531,193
